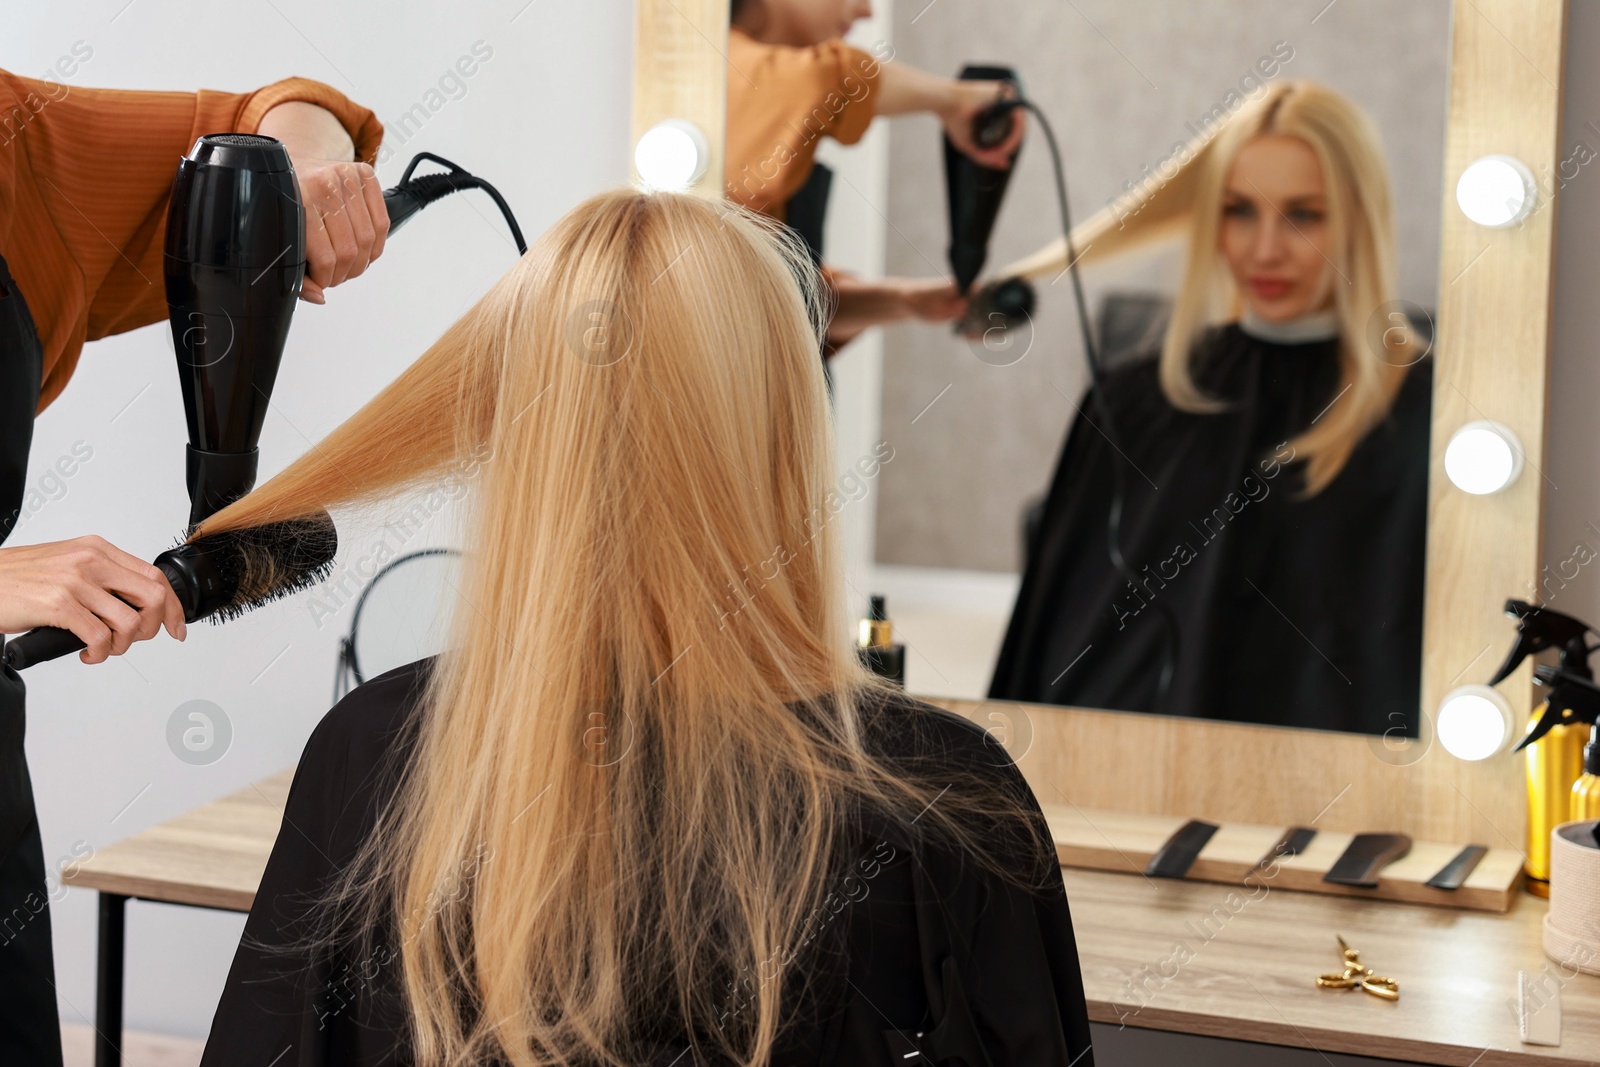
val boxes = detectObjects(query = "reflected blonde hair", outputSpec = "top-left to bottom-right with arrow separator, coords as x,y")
195,190 -> 1034,1066
999,80 -> 1415,495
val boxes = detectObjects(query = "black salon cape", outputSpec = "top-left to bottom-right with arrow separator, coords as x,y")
199,658 -> 1094,1066
989,324 -> 1431,735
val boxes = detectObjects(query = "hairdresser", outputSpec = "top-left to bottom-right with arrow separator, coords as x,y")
727,0 -> 1023,356
0,68 -> 384,1065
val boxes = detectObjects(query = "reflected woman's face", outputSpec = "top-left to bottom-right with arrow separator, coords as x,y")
1218,134 -> 1334,323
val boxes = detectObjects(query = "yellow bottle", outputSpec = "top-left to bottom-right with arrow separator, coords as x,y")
1572,723 -> 1600,822
1524,710 -> 1589,898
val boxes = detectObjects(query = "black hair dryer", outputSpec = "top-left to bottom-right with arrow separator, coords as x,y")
165,138 -> 529,530
945,65 -> 1034,333
165,133 -> 303,529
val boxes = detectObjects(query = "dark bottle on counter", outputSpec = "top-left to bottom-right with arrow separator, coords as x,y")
857,594 -> 906,686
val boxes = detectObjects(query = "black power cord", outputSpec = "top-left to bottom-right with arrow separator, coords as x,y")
383,152 -> 528,255
992,94 -> 1181,706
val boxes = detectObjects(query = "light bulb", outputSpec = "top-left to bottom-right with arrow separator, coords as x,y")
1437,685 -> 1516,761
1456,155 -> 1536,228
1444,420 -> 1523,495
633,120 -> 709,192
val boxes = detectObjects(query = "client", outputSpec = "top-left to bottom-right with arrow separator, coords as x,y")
988,81 -> 1431,735
195,190 -> 1093,1066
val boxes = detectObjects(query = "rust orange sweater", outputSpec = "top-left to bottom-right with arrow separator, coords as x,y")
724,26 -> 882,222
0,71 -> 383,414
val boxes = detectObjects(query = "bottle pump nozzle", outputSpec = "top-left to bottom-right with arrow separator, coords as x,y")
1488,599 -> 1593,686
1519,661 -> 1600,750
1487,600 -> 1600,750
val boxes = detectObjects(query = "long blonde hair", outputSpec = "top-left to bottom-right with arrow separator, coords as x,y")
195,189 -> 1035,1066
997,80 -> 1416,495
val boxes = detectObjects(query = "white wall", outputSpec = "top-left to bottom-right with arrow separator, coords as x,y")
816,5 -> 892,621
6,0 -> 632,1037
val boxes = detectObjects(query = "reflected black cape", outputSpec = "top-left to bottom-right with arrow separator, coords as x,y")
199,659 -> 1094,1066
988,324 -> 1431,735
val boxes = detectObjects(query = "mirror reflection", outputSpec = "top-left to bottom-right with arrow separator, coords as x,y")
720,0 -> 1452,735
987,80 -> 1433,734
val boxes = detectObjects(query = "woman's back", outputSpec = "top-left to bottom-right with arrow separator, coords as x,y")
188,188 -> 1091,1065
199,657 -> 1094,1066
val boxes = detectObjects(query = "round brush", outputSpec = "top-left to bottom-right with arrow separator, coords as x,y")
0,513 -> 338,671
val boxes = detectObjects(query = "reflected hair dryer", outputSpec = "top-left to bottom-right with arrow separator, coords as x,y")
945,65 -> 1036,334
945,65 -> 1025,294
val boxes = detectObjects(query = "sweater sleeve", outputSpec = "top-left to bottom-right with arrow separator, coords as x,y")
725,31 -> 881,220
6,71 -> 381,408
67,76 -> 376,336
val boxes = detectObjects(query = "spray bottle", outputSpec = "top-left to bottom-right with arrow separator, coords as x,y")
1488,600 -> 1600,896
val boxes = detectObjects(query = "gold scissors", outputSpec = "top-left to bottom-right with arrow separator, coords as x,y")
1316,935 -> 1400,1001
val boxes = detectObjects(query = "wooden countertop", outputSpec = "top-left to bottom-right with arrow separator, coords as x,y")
63,768 -> 293,911
1065,866 -> 1598,1064
63,770 -> 1600,1063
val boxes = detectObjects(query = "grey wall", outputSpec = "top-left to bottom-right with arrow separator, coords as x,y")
1543,0 -> 1600,636
874,0 -> 1450,571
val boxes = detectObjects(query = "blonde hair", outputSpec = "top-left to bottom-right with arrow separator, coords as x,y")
195,189 -> 1037,1066
997,80 -> 1415,495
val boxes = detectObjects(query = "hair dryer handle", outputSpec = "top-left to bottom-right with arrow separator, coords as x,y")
973,95 -> 1021,150
383,186 -> 422,236
383,171 -> 481,239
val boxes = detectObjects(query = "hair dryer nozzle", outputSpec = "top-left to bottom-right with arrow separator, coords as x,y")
956,276 -> 1035,337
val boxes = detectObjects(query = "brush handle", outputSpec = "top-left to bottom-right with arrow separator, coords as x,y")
1,560 -> 188,671
1,626 -> 88,670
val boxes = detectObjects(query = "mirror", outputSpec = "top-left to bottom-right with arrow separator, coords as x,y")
644,0 -> 1557,848
851,1 -> 1452,736
333,548 -> 463,700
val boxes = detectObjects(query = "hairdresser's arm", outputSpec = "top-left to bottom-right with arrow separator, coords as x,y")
825,270 -> 967,352
0,537 -> 185,664
258,101 -> 389,306
873,64 -> 1024,169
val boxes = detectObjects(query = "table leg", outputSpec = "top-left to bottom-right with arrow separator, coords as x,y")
94,892 -> 126,1067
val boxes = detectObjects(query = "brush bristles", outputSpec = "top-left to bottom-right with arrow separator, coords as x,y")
181,513 -> 340,624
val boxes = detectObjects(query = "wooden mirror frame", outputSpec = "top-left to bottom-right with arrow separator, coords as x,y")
632,0 -> 1568,847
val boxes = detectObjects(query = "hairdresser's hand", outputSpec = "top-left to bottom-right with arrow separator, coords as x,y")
0,537 -> 186,664
942,80 -> 1025,170
293,159 -> 390,304
900,279 -> 969,324
827,274 -> 968,347
259,101 -> 390,304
